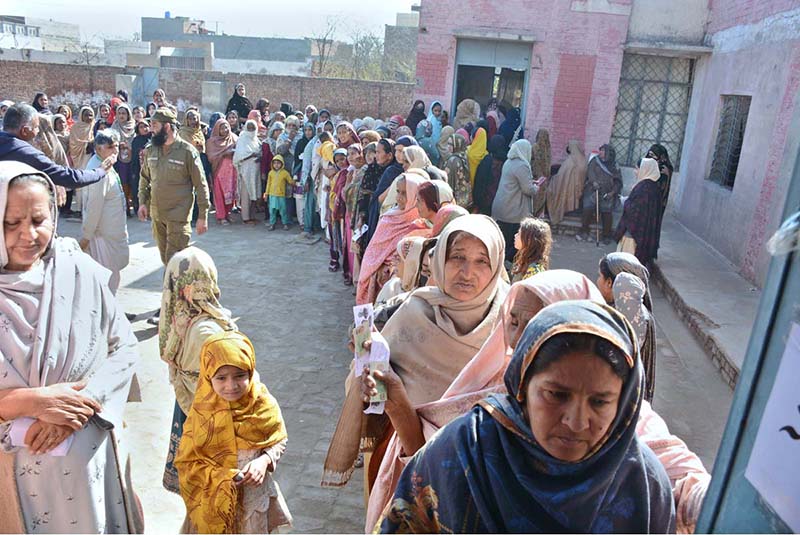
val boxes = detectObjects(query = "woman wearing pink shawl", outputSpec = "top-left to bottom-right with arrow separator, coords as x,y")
206,119 -> 238,225
356,172 -> 427,304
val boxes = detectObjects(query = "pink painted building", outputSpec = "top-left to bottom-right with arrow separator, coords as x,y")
415,0 -> 800,286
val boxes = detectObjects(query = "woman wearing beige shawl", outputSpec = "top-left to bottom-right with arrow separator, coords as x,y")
67,106 -> 95,171
453,98 -> 480,130
158,246 -> 239,494
545,139 -> 587,224
323,215 -> 508,493
530,128 -> 551,215
32,114 -> 69,167
436,125 -> 455,163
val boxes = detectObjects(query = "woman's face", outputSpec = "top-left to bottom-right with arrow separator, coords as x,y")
271,128 -> 284,140
186,113 -> 199,128
154,91 -> 165,104
447,138 -> 454,152
246,123 -> 256,133
376,143 -> 392,166
3,182 -> 54,272
226,113 -> 238,128
394,145 -> 406,165
416,196 -> 435,221
137,122 -> 150,136
596,269 -> 614,304
133,108 -> 145,122
99,105 -> 109,119
443,234 -> 493,301
37,95 -> 49,108
236,84 -> 246,96
334,153 -> 347,169
432,104 -> 442,118
54,117 -> 66,132
320,112 -> 330,123
525,350 -> 622,462
365,150 -> 377,165
396,179 -> 408,210
211,364 -> 250,402
304,126 -> 314,139
117,107 -> 129,122
219,122 -> 231,137
82,110 -> 94,123
347,149 -> 363,167
323,122 -> 334,134
505,291 -> 544,350
514,229 -> 522,251
147,104 -> 156,116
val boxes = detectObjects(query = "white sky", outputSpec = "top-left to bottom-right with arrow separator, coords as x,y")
2,0 -> 418,43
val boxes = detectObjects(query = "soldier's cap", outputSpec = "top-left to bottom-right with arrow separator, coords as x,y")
151,108 -> 177,124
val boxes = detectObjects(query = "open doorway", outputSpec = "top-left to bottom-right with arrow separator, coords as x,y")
455,65 -> 526,111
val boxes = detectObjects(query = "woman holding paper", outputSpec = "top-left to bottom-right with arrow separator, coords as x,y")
0,161 -> 143,533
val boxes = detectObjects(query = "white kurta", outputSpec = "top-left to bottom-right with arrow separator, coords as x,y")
81,156 -> 130,293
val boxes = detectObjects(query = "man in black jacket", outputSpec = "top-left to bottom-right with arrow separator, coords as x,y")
0,103 -> 114,189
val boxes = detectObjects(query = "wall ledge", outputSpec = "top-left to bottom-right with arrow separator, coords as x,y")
624,41 -> 713,58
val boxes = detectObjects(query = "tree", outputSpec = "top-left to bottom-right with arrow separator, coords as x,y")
311,17 -> 338,77
349,30 -> 384,80
68,35 -> 104,95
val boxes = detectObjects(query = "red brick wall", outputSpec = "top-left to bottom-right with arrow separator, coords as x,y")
551,54 -> 597,155
0,60 -> 415,120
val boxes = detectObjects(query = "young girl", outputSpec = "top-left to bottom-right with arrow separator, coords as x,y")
264,155 -> 295,230
175,331 -> 291,534
511,217 -> 552,282
328,148 -> 349,274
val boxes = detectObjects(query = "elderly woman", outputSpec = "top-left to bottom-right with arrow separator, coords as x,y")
110,104 -> 137,216
545,140 -> 588,225
379,300 -> 676,533
325,215 -> 509,494
614,158 -> 664,265
158,246 -> 239,495
79,130 -> 130,294
0,161 -> 142,533
68,106 -> 95,171
233,120 -> 263,225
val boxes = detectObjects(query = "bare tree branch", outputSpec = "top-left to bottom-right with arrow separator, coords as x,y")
310,16 -> 339,77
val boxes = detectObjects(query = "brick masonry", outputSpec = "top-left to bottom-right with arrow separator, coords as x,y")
0,60 -> 415,120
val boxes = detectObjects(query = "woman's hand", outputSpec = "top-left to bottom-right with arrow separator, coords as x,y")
33,383 -> 102,430
360,365 -> 409,413
25,421 -> 74,455
236,454 -> 271,487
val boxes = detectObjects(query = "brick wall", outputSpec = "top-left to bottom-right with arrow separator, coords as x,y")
415,0 -> 630,159
707,0 -> 799,33
0,60 -> 415,120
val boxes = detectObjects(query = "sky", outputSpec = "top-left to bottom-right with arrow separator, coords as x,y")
2,0 -> 418,43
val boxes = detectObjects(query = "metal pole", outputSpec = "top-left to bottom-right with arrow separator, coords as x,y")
596,189 -> 601,247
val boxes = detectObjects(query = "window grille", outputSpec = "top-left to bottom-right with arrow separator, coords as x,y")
708,95 -> 751,189
611,53 -> 693,170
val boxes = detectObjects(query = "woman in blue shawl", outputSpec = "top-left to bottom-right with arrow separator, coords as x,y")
498,106 -> 524,148
427,100 -> 444,144
366,138 -> 404,243
415,119 -> 440,167
378,300 -> 675,534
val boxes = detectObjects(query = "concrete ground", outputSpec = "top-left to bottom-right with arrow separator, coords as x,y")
57,212 -> 734,533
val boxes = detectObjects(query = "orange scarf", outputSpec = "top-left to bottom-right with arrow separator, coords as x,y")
175,331 -> 287,533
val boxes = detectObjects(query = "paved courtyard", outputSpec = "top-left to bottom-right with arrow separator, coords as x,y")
57,214 -> 733,534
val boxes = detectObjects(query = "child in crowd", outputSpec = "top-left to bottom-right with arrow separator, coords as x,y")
175,331 -> 291,534
264,155 -> 295,230
327,148 -> 349,273
511,217 -> 552,282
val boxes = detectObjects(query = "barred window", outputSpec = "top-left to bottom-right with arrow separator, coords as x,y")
708,95 -> 750,189
611,53 -> 693,170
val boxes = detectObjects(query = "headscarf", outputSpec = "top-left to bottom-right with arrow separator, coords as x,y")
359,130 -> 381,144
393,125 -> 413,140
32,92 -> 49,113
225,110 -> 240,134
437,125 -> 455,161
455,127 -> 471,143
267,121 -> 285,153
206,119 -> 238,174
426,100 -> 444,143
233,120 -> 262,168
336,121 -> 359,148
206,112 -> 223,138
375,125 -> 391,138
175,331 -> 287,534
638,157 -> 661,182
280,102 -> 294,116
429,203 -> 468,237
466,127 -> 488,186
415,119 -> 439,165
405,100 -> 426,134
226,83 -> 253,119
158,246 -> 238,411
402,145 -> 431,171
379,300 -> 675,533
498,106 -> 523,147
545,140 -> 587,224
294,121 -> 315,175
395,135 -> 417,149
32,114 -> 69,167
397,236 -> 427,292
357,172 -> 427,304
246,109 -> 267,138
67,106 -> 95,170
387,114 -> 405,135
507,138 -> 532,168
453,98 -> 480,130
531,128 -> 551,178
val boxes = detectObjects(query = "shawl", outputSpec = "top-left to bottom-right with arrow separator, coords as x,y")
398,236 -> 427,292
360,130 -> 382,144
32,114 -> 69,167
436,125 -> 455,162
388,114 -> 405,135
325,214 -> 508,488
207,119 -> 238,175
225,86 -> 253,119
0,161 -> 142,533
473,134 -> 509,216
177,109 -> 207,153
207,112 -> 224,139
453,98 -> 480,130
532,128 -> 551,178
357,173 -> 426,304
498,106 -> 524,147
336,121 -> 359,148
546,140 -> 587,224
246,109 -> 267,138
415,120 -> 439,166
405,100 -> 426,134
67,106 -> 95,169
366,270 -> 604,530
613,159 -> 662,265
444,133 -> 471,207
366,140 -> 402,241
379,301 -> 675,533
158,246 -> 238,414
293,123 -> 315,176
111,103 -> 137,162
394,126 -> 413,140
429,204 -> 468,237
426,100 -> 443,144
233,120 -> 262,166
175,331 -> 287,534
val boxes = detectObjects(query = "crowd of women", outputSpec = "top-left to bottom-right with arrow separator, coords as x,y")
0,85 -> 697,534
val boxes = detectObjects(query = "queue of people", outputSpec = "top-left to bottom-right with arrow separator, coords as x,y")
0,85 -> 698,534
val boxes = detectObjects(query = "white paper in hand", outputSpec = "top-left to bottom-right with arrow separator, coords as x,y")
9,417 -> 74,457
364,331 -> 391,415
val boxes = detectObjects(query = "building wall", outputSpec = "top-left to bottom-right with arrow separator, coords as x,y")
0,60 -> 414,121
415,0 -> 632,161
627,0 -> 709,44
674,4 -> 800,286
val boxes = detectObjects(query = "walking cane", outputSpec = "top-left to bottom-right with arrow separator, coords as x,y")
595,189 -> 601,247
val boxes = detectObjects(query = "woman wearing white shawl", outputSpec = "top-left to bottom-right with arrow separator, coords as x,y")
233,119 -> 263,224
0,161 -> 142,533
